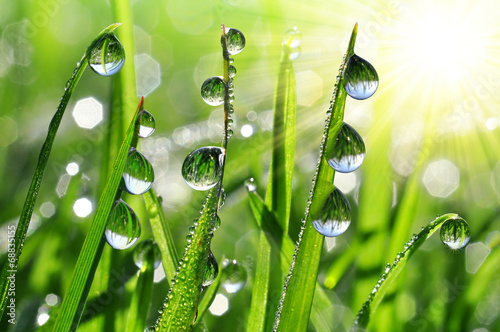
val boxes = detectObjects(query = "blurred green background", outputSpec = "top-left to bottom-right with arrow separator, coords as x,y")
1,0 -> 499,331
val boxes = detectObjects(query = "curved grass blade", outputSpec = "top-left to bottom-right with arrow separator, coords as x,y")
0,23 -> 122,321
272,24 -> 358,332
125,248 -> 155,332
351,213 -> 459,330
193,267 -> 221,327
52,98 -> 144,332
248,37 -> 297,332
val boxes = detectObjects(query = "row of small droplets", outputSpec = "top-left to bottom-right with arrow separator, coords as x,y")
272,53 -> 349,331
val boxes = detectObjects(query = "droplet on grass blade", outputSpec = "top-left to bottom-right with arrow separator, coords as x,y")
133,239 -> 161,269
137,110 -> 156,138
221,259 -> 247,293
201,76 -> 225,106
123,148 -> 155,195
344,54 -> 378,100
440,217 -> 471,249
312,188 -> 351,237
89,33 -> 125,76
327,122 -> 365,173
283,27 -> 302,48
106,200 -> 141,250
244,178 -> 257,192
182,146 -> 224,191
228,65 -> 237,78
222,27 -> 246,55
203,250 -> 219,287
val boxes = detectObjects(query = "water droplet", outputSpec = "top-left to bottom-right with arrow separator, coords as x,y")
133,239 -> 161,270
105,200 -> 141,250
201,76 -> 225,106
221,259 -> 247,293
289,47 -> 301,60
123,148 -> 155,195
222,28 -> 245,55
440,217 -> 471,249
343,54 -> 379,100
229,65 -> 237,78
283,27 -> 302,48
182,146 -> 224,191
213,214 -> 221,231
244,178 -> 257,192
218,187 -> 226,209
327,122 -> 365,173
312,188 -> 351,237
89,33 -> 125,76
203,251 -> 219,287
137,110 -> 156,138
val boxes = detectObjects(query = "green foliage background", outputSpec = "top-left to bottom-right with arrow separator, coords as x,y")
0,0 -> 499,331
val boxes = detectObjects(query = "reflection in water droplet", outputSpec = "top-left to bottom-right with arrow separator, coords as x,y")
203,250 -> 219,287
244,178 -> 257,192
222,27 -> 246,55
106,200 -> 141,250
138,110 -> 156,138
182,146 -> 224,191
221,259 -> 247,293
312,188 -> 351,237
283,27 -> 302,48
229,65 -> 237,78
440,217 -> 471,249
343,54 -> 379,100
89,33 -> 125,76
327,122 -> 365,173
201,76 -> 225,106
133,239 -> 161,269
123,148 -> 155,195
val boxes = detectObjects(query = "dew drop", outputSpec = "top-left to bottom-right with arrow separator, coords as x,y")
89,33 -> 125,76
283,27 -> 302,48
221,259 -> 247,293
218,187 -> 226,210
202,250 -> 219,287
133,239 -> 161,270
222,28 -> 245,55
213,214 -> 221,230
229,65 -> 237,78
327,122 -> 365,173
244,178 -> 257,192
312,188 -> 351,237
105,200 -> 141,250
123,148 -> 155,195
440,217 -> 471,249
182,146 -> 224,191
289,47 -> 301,60
137,110 -> 156,138
343,54 -> 379,100
201,76 -> 225,106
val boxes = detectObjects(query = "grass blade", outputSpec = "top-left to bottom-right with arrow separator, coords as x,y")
53,98 -> 144,331
194,268 -> 221,327
352,213 -> 459,330
273,24 -> 358,332
248,38 -> 297,332
0,23 -> 122,321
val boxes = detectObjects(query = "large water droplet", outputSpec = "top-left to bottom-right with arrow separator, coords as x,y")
327,122 -> 365,173
222,28 -> 245,55
283,27 -> 301,48
440,217 -> 471,249
202,251 -> 219,287
137,110 -> 156,138
89,33 -> 125,76
221,259 -> 247,293
201,76 -> 225,106
133,239 -> 161,270
123,148 -> 155,195
343,54 -> 379,100
228,65 -> 237,78
105,200 -> 141,250
182,146 -> 224,191
312,188 -> 351,237
244,178 -> 257,192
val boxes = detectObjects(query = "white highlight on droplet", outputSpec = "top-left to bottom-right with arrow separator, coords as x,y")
66,162 -> 79,176
209,293 -> 229,316
73,198 -> 92,218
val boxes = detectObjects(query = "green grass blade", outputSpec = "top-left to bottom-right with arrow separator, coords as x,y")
351,213 -> 459,330
194,268 -> 221,327
144,188 -> 180,285
0,23 -> 121,321
53,98 -> 144,332
125,249 -> 155,332
273,24 -> 358,332
249,41 -> 297,332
